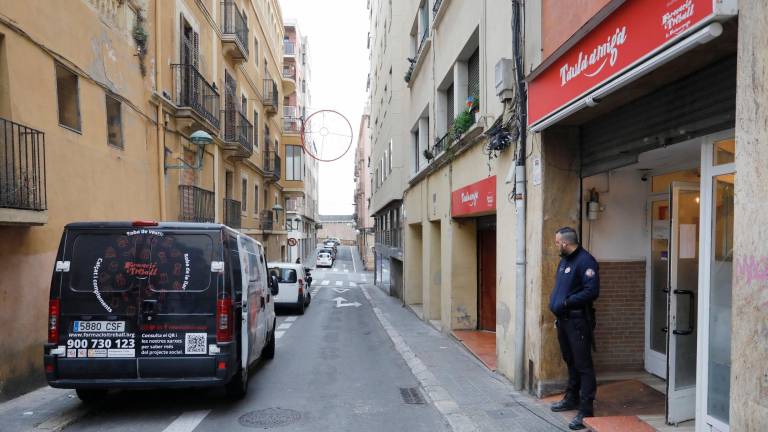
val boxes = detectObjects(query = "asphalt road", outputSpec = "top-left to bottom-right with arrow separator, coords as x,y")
56,246 -> 448,432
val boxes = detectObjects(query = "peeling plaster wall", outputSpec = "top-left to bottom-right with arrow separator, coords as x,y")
731,1 -> 768,429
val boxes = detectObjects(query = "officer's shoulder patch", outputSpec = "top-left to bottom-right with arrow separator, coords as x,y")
585,268 -> 595,278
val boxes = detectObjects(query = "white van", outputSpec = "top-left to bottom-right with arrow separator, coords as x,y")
267,263 -> 311,314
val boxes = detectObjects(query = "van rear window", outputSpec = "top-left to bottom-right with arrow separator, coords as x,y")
69,233 -> 213,293
268,267 -> 297,283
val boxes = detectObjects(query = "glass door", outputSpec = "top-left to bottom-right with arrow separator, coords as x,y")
666,182 -> 700,425
646,198 -> 670,378
696,135 -> 735,432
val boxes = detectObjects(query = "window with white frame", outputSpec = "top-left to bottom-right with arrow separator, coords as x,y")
286,145 -> 303,180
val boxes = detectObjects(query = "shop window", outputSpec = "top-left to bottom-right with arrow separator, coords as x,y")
713,138 -> 735,165
105,94 -> 123,149
55,63 -> 81,131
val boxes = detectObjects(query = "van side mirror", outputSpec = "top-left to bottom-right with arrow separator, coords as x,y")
269,275 -> 279,296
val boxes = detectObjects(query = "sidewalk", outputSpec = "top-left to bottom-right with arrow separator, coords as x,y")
363,282 -> 571,432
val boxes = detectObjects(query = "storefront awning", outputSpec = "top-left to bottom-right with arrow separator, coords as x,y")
526,0 -> 737,132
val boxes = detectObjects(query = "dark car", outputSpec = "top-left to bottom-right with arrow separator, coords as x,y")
44,221 -> 278,401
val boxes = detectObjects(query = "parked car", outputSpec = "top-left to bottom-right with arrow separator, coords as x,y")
316,251 -> 333,268
326,237 -> 341,246
268,263 -> 310,314
44,221 -> 278,401
320,247 -> 336,261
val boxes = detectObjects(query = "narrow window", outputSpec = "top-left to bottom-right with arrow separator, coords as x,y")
254,184 -> 259,214
55,63 -> 81,131
241,177 -> 248,212
105,94 -> 123,149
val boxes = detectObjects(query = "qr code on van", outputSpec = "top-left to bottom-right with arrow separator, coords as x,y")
185,333 -> 207,355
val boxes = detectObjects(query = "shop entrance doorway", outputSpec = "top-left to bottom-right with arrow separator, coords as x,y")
477,218 -> 496,331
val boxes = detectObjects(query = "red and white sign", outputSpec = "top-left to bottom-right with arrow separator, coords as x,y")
287,238 -> 298,247
528,0 -> 722,126
451,176 -> 496,218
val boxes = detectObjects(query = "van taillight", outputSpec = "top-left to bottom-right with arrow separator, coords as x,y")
48,299 -> 60,344
132,220 -> 158,227
298,278 -> 304,294
216,298 -> 233,343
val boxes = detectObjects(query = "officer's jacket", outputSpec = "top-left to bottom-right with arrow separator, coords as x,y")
548,246 -> 600,317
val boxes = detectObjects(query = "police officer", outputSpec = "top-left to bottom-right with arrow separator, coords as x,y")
548,227 -> 599,430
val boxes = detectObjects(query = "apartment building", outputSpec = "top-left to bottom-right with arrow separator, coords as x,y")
367,0 -> 408,298
366,0 -> 517,380
280,20 -> 319,263
0,0 -> 290,400
354,106 -> 374,270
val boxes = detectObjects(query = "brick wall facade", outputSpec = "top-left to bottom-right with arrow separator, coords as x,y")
593,260 -> 645,371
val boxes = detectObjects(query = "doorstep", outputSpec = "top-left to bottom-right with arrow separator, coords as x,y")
451,330 -> 496,371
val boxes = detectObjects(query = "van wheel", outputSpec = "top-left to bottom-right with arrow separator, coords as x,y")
225,364 -> 248,399
263,327 -> 275,360
297,295 -> 305,315
76,389 -> 107,403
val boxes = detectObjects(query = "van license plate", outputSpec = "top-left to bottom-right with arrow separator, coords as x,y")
73,321 -> 126,332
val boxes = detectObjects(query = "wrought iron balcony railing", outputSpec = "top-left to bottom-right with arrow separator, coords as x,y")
263,78 -> 278,111
221,108 -> 253,154
172,64 -> 221,128
283,65 -> 296,80
224,198 -> 241,228
263,151 -> 281,181
221,0 -> 249,57
283,117 -> 301,133
179,185 -> 215,222
0,117 -> 46,211
260,210 -> 274,231
283,41 -> 296,56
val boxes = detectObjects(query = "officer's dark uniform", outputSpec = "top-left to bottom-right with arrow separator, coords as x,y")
549,246 -> 600,416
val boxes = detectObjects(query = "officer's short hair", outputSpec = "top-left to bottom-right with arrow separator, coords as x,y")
556,227 -> 579,245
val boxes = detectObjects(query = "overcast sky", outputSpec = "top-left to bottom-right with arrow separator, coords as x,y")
280,0 -> 368,216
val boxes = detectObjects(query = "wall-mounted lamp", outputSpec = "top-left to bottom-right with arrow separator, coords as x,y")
165,130 -> 214,170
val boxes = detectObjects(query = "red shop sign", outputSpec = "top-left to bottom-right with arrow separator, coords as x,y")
451,176 -> 496,218
528,0 -> 731,126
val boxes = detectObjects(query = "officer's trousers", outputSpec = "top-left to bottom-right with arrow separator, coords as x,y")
556,316 -> 596,413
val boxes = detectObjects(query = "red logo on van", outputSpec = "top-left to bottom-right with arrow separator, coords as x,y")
124,262 -> 159,277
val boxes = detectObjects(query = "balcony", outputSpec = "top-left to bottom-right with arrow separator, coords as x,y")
282,65 -> 297,93
172,64 -> 221,130
0,117 -> 47,225
283,41 -> 296,56
259,210 -> 274,231
263,78 -> 279,114
263,151 -> 281,182
283,117 -> 301,134
220,0 -> 249,61
179,185 -> 215,222
282,65 -> 296,80
224,198 -> 241,228
221,108 -> 253,157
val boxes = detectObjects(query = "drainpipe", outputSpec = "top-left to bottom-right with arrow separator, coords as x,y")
155,0 -> 167,220
512,0 -> 527,392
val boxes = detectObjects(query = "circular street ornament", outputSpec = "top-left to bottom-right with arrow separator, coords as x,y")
301,110 -> 353,162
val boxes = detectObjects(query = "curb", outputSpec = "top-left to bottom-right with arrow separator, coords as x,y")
361,287 -> 479,432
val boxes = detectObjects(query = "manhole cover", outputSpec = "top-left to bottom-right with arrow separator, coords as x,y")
238,408 -> 302,428
399,387 -> 426,404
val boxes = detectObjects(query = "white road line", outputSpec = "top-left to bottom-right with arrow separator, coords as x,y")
275,330 -> 286,339
333,268 -> 339,272
321,280 -> 330,286
277,323 -> 292,330
335,281 -> 343,286
285,316 -> 298,322
34,405 -> 90,431
344,269 -> 349,273
161,410 -> 211,432
350,246 -> 358,273
349,281 -> 357,287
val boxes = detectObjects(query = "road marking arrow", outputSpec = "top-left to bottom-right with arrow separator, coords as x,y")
333,288 -> 350,294
332,297 -> 361,308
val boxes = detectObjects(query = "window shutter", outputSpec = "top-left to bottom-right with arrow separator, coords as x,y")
468,49 -> 480,100
192,31 -> 200,68
446,83 -> 455,129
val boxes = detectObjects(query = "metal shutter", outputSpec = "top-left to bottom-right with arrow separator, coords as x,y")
468,49 -> 480,101
447,83 -> 454,129
580,56 -> 736,177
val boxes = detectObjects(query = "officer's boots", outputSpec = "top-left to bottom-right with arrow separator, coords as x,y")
567,401 -> 594,430
549,393 -> 579,412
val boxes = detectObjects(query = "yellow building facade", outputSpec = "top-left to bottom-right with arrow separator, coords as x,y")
0,0 -> 289,400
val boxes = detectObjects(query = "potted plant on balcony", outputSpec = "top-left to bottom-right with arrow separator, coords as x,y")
467,96 -> 480,123
451,109 -> 474,139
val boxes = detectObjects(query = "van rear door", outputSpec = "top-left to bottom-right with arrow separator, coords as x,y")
135,230 -> 218,379
58,230 -> 146,379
